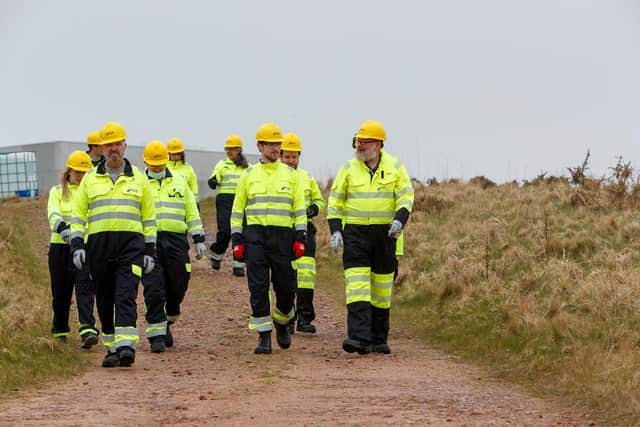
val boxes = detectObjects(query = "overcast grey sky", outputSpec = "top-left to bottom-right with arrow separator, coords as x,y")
1,0 -> 639,183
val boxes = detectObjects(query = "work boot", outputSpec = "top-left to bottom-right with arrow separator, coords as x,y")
296,318 -> 316,334
232,266 -> 245,277
210,257 -> 221,270
287,318 -> 295,335
149,336 -> 166,353
80,332 -> 99,349
165,322 -> 174,347
372,343 -> 391,354
342,338 -> 371,355
274,322 -> 291,349
117,346 -> 136,367
254,331 -> 272,354
102,352 -> 119,368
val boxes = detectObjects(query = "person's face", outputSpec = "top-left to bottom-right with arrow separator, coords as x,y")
280,150 -> 300,169
89,145 -> 103,156
258,142 -> 281,163
355,138 -> 381,162
225,147 -> 241,161
103,140 -> 126,166
69,169 -> 86,185
146,164 -> 166,173
169,153 -> 182,162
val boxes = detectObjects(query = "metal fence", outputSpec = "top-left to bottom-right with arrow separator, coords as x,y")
0,151 -> 39,198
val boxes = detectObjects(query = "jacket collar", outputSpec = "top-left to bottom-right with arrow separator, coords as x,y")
96,157 -> 134,177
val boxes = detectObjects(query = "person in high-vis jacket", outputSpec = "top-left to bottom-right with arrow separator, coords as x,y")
86,130 -> 105,167
208,134 -> 249,276
280,132 -> 325,334
231,123 -> 307,354
142,141 -> 207,353
328,120 -> 414,355
167,137 -> 200,207
47,150 -> 99,348
70,121 -> 156,368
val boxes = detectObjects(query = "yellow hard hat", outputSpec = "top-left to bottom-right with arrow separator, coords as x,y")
66,150 -> 92,172
100,122 -> 127,145
256,122 -> 283,143
356,119 -> 386,142
224,134 -> 243,148
282,133 -> 301,152
87,130 -> 101,146
167,138 -> 185,154
143,140 -> 169,166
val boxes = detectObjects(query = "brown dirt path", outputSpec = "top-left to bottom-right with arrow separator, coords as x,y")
0,256 -> 596,426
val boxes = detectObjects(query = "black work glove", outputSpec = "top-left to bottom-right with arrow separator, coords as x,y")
294,230 -> 307,244
208,176 -> 218,190
306,204 -> 319,219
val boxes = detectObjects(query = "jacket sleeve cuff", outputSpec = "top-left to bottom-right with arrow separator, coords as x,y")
192,233 -> 205,244
70,237 -> 84,252
328,219 -> 342,235
231,232 -> 244,246
145,242 -> 156,257
393,208 -> 410,226
295,230 -> 307,243
56,222 -> 70,233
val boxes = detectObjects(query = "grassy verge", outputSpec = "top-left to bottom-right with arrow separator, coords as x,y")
391,181 -> 640,425
0,198 -> 94,399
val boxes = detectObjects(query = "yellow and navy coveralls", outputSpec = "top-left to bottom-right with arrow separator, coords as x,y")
168,159 -> 199,205
327,150 -> 414,347
208,157 -> 249,266
70,159 -> 156,353
230,160 -> 306,332
47,184 -> 97,340
143,169 -> 204,338
292,168 -> 325,327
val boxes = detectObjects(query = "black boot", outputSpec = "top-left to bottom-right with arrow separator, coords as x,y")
342,338 -> 371,355
165,321 -> 174,347
296,317 -> 316,333
117,346 -> 136,367
80,332 -> 98,349
274,322 -> 291,349
102,351 -> 119,368
210,257 -> 221,270
254,331 -> 272,354
149,336 -> 166,353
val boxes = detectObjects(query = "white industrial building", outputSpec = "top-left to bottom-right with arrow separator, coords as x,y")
0,141 -> 258,199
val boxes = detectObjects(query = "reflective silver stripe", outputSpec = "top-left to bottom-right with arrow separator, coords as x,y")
295,223 -> 307,231
346,289 -> 371,298
48,212 -> 61,221
372,281 -> 393,290
70,216 -> 85,226
115,327 -> 138,336
89,212 -> 141,222
298,276 -> 314,283
191,229 -> 204,237
346,274 -> 370,284
157,213 -> 184,221
187,220 -> 203,228
371,294 -> 392,304
52,218 -> 63,231
143,220 -> 156,227
231,226 -> 243,234
328,208 -> 343,216
157,201 -> 184,209
397,187 -> 413,197
220,182 -> 237,188
231,212 -> 244,219
221,174 -> 240,180
347,192 -> 394,199
343,211 -> 393,218
246,196 -> 293,205
294,209 -> 306,217
245,208 -> 293,217
70,231 -> 84,240
145,235 -> 157,244
116,339 -> 137,348
330,191 -> 345,200
296,262 -> 315,270
89,199 -> 141,210
249,315 -> 272,332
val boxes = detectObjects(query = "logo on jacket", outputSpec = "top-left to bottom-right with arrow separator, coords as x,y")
169,187 -> 184,198
280,185 -> 290,192
125,187 -> 139,194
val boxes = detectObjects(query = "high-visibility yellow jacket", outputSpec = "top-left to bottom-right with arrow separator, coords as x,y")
47,184 -> 77,244
70,159 -> 156,244
209,158 -> 249,195
297,167 -> 325,214
147,169 -> 204,238
231,160 -> 306,234
168,160 -> 199,202
328,150 -> 414,228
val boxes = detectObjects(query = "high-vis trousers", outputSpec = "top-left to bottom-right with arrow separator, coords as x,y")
245,225 -> 296,332
48,244 -> 97,338
88,232 -> 143,352
342,224 -> 396,346
293,222 -> 317,323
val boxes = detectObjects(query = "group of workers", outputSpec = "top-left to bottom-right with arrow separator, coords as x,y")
46,118 -> 414,367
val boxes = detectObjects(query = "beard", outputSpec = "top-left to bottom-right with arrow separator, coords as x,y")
355,148 -> 376,162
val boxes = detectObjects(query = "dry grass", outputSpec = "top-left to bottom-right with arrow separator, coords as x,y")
394,179 -> 640,424
0,197 -> 92,398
